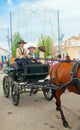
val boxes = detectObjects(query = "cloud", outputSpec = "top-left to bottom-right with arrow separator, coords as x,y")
7,0 -> 12,5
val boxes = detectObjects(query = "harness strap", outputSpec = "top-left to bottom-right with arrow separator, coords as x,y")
71,78 -> 80,94
71,61 -> 80,94
71,61 -> 80,78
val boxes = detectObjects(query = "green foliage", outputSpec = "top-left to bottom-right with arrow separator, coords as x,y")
12,32 -> 22,57
35,48 -> 39,57
36,35 -> 53,57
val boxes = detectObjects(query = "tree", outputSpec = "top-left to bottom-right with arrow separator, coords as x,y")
36,35 -> 53,57
12,32 -> 23,57
44,36 -> 52,57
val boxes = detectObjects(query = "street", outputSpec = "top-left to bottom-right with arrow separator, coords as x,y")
0,71 -> 80,130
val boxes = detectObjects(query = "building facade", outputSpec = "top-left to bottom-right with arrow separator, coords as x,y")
53,35 -> 80,60
0,47 -> 9,62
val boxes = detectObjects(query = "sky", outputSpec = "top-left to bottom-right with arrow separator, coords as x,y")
0,0 -> 80,50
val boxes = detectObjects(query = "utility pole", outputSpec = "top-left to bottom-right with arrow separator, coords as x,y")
6,28 -> 10,55
10,11 -> 12,56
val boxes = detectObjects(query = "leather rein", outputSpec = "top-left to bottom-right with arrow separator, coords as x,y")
52,61 -> 80,94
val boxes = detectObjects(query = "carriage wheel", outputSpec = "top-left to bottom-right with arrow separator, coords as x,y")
43,79 -> 55,101
11,83 -> 20,106
33,88 -> 39,94
43,89 -> 55,101
3,76 -> 10,98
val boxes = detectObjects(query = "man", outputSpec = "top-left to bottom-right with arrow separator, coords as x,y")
16,40 -> 28,76
27,46 -> 40,64
28,46 -> 36,58
16,40 -> 27,58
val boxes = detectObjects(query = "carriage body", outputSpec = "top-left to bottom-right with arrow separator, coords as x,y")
7,62 -> 49,82
3,59 -> 80,127
3,58 -> 55,106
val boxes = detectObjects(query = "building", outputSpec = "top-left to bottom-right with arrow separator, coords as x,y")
0,47 -> 9,63
53,35 -> 80,59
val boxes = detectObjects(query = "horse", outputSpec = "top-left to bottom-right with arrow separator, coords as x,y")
50,60 -> 80,127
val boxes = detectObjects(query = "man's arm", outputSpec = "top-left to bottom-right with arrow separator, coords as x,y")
24,48 -> 28,57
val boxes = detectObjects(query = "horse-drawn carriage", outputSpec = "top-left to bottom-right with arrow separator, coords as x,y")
3,58 -> 55,106
3,58 -> 80,127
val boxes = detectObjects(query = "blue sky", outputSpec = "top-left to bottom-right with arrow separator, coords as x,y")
0,0 -> 80,50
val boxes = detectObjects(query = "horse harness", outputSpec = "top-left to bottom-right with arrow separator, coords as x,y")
71,60 -> 80,94
51,61 -> 80,94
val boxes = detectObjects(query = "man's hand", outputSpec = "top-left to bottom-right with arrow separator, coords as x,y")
20,55 -> 24,58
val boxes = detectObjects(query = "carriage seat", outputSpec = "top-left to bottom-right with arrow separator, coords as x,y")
7,58 -> 42,74
15,57 -> 41,66
12,58 -> 41,70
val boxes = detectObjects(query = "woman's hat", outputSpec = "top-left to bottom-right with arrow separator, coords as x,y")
38,45 -> 46,52
18,40 -> 27,44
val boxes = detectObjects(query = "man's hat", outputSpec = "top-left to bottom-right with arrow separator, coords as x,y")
28,46 -> 36,50
38,45 -> 46,52
18,40 -> 27,44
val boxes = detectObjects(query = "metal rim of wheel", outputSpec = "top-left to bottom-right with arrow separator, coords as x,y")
43,79 -> 55,101
43,89 -> 54,101
33,88 -> 39,94
3,76 -> 10,98
11,83 -> 20,106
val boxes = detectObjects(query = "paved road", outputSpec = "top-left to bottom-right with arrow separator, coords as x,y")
0,71 -> 80,130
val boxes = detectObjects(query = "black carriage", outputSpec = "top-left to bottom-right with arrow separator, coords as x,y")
3,58 -> 55,106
